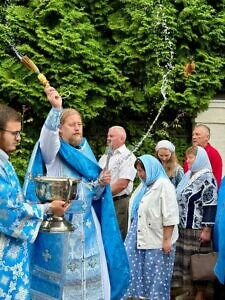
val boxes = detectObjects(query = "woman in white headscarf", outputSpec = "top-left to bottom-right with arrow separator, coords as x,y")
155,140 -> 184,187
122,154 -> 179,300
172,146 -> 217,300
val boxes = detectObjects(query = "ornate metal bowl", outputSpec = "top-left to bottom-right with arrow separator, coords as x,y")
34,176 -> 80,203
33,176 -> 80,233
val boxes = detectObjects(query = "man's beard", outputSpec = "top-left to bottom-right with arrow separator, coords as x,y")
69,134 -> 82,147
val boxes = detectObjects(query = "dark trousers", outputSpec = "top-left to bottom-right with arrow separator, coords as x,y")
113,195 -> 129,241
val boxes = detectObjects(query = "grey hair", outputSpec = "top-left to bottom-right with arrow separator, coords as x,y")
110,126 -> 127,141
194,123 -> 210,138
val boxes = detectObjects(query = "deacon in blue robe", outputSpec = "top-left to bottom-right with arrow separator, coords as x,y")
0,149 -> 43,300
0,103 -> 67,300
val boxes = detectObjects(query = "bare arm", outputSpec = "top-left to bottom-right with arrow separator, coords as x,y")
111,178 -> 130,196
162,225 -> 174,253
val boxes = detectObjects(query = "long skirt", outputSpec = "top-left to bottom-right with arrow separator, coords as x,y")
172,228 -> 213,294
122,217 -> 176,300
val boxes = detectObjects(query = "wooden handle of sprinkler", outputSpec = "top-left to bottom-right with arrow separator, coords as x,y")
37,73 -> 49,86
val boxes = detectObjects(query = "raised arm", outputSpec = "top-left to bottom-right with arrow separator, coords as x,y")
39,86 -> 63,164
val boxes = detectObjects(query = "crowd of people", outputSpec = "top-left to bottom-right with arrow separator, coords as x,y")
0,84 -> 225,300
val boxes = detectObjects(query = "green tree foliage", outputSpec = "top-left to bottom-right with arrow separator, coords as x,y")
0,0 -> 225,180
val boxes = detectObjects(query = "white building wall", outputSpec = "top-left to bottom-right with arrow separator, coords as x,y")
195,99 -> 225,176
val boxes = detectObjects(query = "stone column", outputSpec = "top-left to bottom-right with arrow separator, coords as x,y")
195,98 -> 225,176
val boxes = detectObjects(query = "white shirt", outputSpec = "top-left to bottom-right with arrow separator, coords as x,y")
99,144 -> 136,196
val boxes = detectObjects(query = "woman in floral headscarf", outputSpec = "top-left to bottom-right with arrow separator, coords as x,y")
122,154 -> 179,300
172,146 -> 217,300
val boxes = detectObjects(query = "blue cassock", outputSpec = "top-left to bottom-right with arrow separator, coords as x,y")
23,139 -> 130,300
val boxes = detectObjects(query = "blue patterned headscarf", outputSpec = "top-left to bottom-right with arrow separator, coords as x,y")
131,154 -> 168,220
176,146 -> 212,199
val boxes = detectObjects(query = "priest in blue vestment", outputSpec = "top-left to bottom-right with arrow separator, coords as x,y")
23,85 -> 130,300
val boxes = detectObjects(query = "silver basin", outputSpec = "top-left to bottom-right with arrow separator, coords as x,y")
34,176 -> 80,203
33,176 -> 80,233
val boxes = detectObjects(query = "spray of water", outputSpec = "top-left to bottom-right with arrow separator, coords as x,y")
3,0 -> 174,157
131,3 -> 174,154
1,0 -> 18,51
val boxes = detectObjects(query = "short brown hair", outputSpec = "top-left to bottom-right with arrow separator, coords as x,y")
0,104 -> 21,129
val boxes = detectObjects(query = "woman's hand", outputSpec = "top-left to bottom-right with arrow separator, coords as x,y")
199,226 -> 212,243
162,238 -> 172,253
162,225 -> 174,253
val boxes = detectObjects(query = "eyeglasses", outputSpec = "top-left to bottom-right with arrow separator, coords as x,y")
0,128 -> 22,138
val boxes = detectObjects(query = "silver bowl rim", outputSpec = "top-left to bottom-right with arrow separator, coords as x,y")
33,176 -> 81,183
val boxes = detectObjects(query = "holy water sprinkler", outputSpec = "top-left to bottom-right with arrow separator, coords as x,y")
12,46 -> 49,86
104,141 -> 113,171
